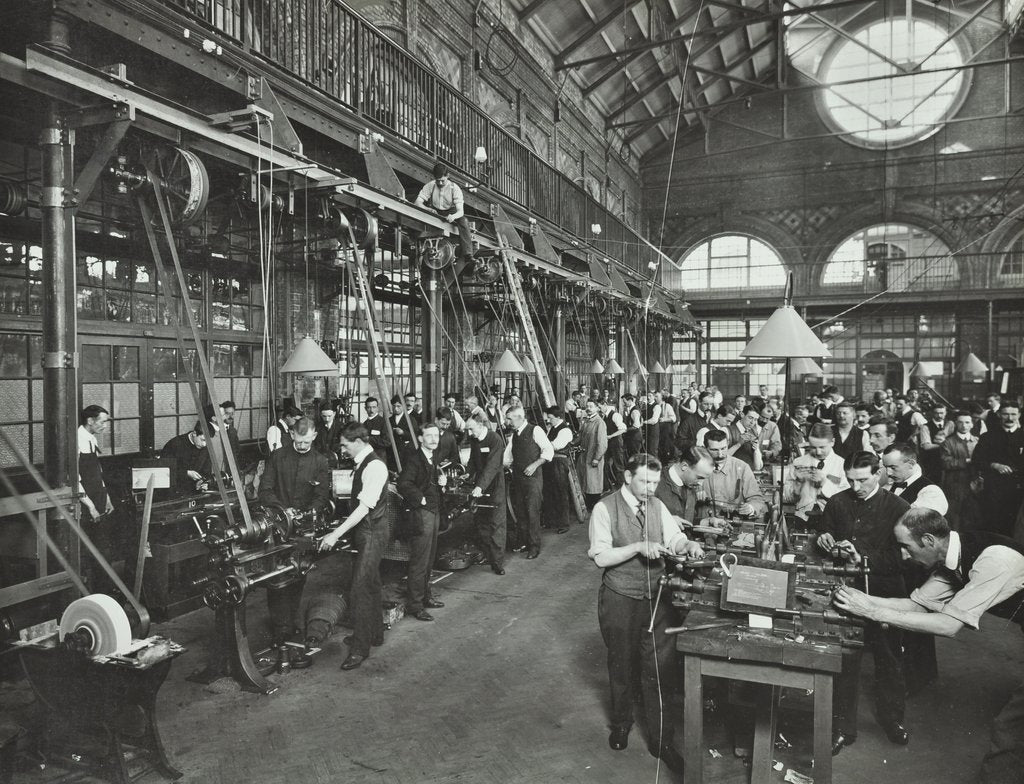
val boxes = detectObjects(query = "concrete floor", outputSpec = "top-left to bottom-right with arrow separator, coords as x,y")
6,520 -> 1023,784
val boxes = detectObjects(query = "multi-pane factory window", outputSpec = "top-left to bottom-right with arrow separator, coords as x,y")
0,241 -> 44,317
210,343 -> 269,441
75,254 -> 267,332
0,332 -> 43,467
211,275 -> 266,333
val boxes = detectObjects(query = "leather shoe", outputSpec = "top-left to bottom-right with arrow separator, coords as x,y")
343,635 -> 383,648
491,564 -> 506,575
831,730 -> 857,756
650,744 -> 685,774
340,653 -> 366,670
424,599 -> 445,609
525,549 -> 540,559
411,609 -> 434,621
883,722 -> 909,745
608,727 -> 629,751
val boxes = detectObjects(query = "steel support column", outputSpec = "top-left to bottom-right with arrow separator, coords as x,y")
40,108 -> 78,489
422,265 -> 443,417
553,304 -> 566,405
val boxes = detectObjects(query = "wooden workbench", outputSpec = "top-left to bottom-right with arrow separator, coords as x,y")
677,624 -> 845,784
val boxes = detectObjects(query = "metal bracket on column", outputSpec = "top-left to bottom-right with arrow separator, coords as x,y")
248,77 -> 303,155
359,130 -> 406,200
489,203 -> 524,250
527,220 -> 560,265
66,102 -> 135,203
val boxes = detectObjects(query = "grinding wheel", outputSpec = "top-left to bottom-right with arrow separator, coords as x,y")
59,594 -> 132,657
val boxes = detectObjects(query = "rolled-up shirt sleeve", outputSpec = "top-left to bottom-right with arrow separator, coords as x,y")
587,501 -> 613,562
356,459 -> 388,510
911,548 -> 1024,630
659,504 -> 689,553
533,426 -> 554,461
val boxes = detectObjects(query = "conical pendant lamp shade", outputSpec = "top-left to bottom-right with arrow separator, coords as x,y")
957,352 -> 988,376
683,362 -> 696,373
742,306 -> 831,359
790,357 -> 824,377
492,348 -> 526,373
652,361 -> 667,374
590,359 -> 606,374
910,361 -> 943,379
523,356 -> 536,374
281,336 -> 338,374
605,358 -> 624,374
637,363 -> 649,377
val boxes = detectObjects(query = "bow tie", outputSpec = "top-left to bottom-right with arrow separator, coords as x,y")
891,481 -> 908,490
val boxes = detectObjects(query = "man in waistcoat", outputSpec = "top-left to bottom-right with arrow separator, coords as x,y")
602,398 -> 627,490
622,394 -> 643,456
588,453 -> 704,773
503,405 -> 553,559
542,405 -> 575,533
835,507 -> 1024,784
319,423 -> 390,670
465,412 -> 507,574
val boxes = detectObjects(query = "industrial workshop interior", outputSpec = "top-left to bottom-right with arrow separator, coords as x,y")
1,0 -> 1024,782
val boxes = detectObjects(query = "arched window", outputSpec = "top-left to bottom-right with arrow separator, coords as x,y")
999,234 -> 1024,286
822,224 -> 958,290
675,235 -> 786,291
786,14 -> 970,149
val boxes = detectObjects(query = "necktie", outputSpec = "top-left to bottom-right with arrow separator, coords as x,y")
636,500 -> 646,530
891,481 -> 908,490
817,460 -> 825,470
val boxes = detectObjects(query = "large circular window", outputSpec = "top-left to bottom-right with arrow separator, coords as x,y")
816,17 -> 970,148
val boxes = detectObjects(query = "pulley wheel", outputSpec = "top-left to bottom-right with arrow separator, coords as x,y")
341,207 -> 378,250
59,594 -> 132,657
473,257 -> 503,284
422,239 -> 456,271
154,147 -> 210,227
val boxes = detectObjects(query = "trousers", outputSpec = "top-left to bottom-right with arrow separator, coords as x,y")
598,584 -> 678,747
406,509 -> 439,613
833,621 -> 905,734
475,484 -> 507,568
437,207 -> 474,259
510,475 -> 543,554
348,517 -> 388,656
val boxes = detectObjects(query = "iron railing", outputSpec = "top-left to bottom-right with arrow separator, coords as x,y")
156,0 -> 663,276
